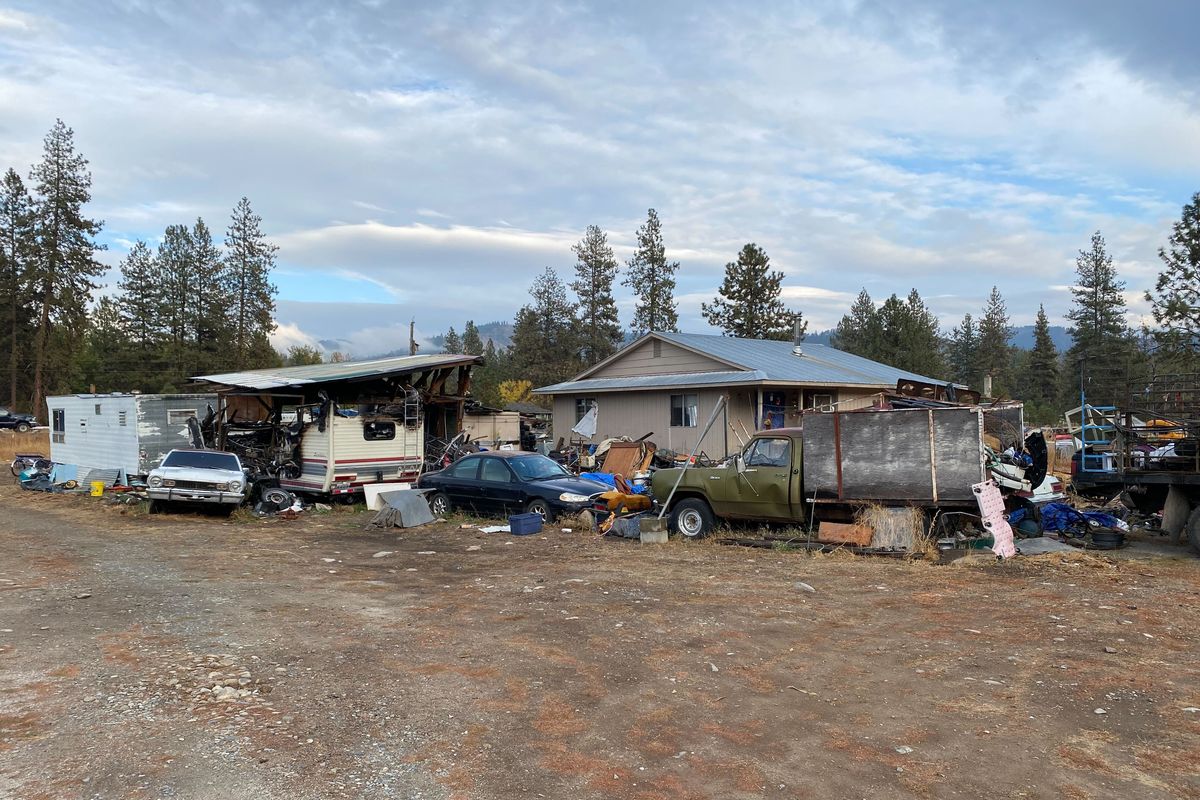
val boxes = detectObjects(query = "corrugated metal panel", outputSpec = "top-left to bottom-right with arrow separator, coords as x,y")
194,354 -> 481,390
534,370 -> 766,394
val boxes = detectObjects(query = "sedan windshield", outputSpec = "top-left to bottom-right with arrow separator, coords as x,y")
508,454 -> 569,481
161,451 -> 240,471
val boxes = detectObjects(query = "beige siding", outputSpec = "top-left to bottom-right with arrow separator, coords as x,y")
589,339 -> 735,378
552,390 -> 739,458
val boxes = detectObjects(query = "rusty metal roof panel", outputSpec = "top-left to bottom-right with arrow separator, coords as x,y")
194,353 -> 481,390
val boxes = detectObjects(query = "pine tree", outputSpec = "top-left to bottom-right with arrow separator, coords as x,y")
0,168 -> 34,410
28,119 -> 105,417
874,294 -> 908,369
1027,304 -> 1060,412
461,320 -> 484,356
1065,231 -> 1133,405
833,289 -> 883,359
76,297 -> 126,392
898,289 -> 943,377
117,241 -> 161,350
945,313 -> 979,387
570,225 -> 623,364
442,326 -> 463,354
622,209 -> 679,335
190,218 -> 227,374
977,286 -> 1013,396
701,243 -> 802,340
1147,193 -> 1200,364
157,223 -> 195,379
509,267 -> 579,390
224,197 -> 278,369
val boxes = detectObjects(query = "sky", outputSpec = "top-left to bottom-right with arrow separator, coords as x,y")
1,0 -> 1199,357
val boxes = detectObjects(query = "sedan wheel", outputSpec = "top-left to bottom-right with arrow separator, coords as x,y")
525,498 -> 553,522
428,491 -> 451,517
15,422 -> 31,433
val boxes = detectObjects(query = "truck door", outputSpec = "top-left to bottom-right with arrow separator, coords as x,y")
730,437 -> 795,520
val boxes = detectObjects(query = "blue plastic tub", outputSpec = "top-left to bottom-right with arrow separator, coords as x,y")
509,512 -> 543,535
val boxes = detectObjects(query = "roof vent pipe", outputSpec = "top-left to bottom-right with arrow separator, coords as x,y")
792,318 -> 804,357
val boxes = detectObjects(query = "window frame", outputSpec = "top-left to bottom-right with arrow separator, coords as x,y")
166,409 -> 198,425
669,393 -> 699,428
574,397 -> 596,424
479,457 -> 515,484
444,457 -> 481,480
362,420 -> 396,441
52,409 -> 65,443
744,437 -> 792,468
810,393 -> 834,412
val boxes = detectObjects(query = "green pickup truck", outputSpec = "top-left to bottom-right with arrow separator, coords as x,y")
652,404 -> 1026,538
652,429 -> 803,538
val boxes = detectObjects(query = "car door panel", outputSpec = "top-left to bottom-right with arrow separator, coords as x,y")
478,457 -> 523,513
729,438 -> 794,520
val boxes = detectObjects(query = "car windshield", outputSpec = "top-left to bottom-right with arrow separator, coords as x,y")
161,451 -> 240,471
508,454 -> 569,481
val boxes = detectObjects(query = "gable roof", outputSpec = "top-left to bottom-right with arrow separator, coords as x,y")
534,331 -> 949,394
195,353 -> 481,391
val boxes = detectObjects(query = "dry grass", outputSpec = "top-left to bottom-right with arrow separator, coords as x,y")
0,429 -> 49,462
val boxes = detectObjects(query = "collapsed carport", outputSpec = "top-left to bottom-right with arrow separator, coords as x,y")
189,353 -> 482,497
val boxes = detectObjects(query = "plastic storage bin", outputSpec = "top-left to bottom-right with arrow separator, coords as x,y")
508,512 -> 543,535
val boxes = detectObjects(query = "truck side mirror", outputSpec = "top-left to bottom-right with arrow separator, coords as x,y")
735,453 -> 747,474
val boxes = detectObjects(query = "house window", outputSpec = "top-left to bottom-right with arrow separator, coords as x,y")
52,409 -> 65,443
810,394 -> 834,412
670,394 -> 698,427
575,398 -> 596,423
363,420 -> 396,441
167,409 -> 197,425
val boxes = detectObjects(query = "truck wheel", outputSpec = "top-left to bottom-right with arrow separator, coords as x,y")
670,498 -> 714,539
15,422 -> 30,433
1187,506 -> 1200,556
148,499 -> 163,514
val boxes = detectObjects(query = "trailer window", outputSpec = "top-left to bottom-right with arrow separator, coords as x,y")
167,409 -> 197,425
95,403 -> 101,415
52,409 -> 65,443
363,420 -> 396,441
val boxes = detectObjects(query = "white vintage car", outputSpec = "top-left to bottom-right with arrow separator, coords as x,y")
147,449 -> 247,514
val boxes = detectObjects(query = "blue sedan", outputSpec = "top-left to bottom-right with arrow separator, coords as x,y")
417,452 -> 609,521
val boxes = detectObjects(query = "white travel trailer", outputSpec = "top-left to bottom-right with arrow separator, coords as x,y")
45,393 -> 217,477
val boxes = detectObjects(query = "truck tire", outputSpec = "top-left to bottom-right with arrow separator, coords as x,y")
670,498 -> 715,539
15,421 -> 31,433
1187,506 -> 1200,556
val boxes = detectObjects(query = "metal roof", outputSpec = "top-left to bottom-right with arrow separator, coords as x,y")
535,369 -> 768,394
195,353 -> 481,391
535,331 -> 950,394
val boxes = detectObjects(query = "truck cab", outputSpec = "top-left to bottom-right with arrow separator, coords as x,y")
652,429 -> 805,537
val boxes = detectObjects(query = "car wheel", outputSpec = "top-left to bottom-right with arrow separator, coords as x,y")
148,499 -> 163,514
669,498 -> 714,539
15,422 -> 30,433
428,491 -> 451,517
525,498 -> 554,522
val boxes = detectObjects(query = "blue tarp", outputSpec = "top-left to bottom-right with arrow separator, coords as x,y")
1009,503 -> 1129,533
578,472 -> 650,494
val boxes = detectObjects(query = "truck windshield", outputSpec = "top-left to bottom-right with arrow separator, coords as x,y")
745,438 -> 791,468
161,451 -> 240,471
509,455 -> 569,481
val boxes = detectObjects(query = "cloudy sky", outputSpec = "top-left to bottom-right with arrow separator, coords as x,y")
2,0 -> 1198,356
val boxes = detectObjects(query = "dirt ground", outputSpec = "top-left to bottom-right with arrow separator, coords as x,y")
2,483 -> 1200,800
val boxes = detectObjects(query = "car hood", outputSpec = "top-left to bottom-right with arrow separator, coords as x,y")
151,466 -> 243,483
531,476 -> 610,496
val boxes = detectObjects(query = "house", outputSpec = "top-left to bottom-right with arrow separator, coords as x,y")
533,331 -> 952,457
46,393 -> 218,477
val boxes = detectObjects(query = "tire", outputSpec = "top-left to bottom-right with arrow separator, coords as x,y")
148,499 -> 163,514
221,504 -> 238,517
14,422 -> 30,433
669,498 -> 715,539
1187,506 -> 1200,556
428,491 -> 451,517
261,487 -> 292,509
525,498 -> 554,522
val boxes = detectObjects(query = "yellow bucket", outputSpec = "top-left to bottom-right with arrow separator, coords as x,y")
89,481 -> 105,497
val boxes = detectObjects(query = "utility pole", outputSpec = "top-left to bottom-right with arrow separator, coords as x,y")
409,319 -> 419,356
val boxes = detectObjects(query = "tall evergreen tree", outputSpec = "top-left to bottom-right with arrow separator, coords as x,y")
1065,231 -> 1133,405
509,267 -> 579,390
976,286 -> 1013,396
224,197 -> 278,369
570,225 -> 623,364
0,168 -> 34,410
1026,304 -> 1060,413
442,326 -> 462,354
76,296 -> 126,392
833,289 -> 882,359
117,241 -> 161,350
622,208 -> 679,334
461,320 -> 484,356
190,218 -> 228,374
157,223 -> 195,377
701,243 -> 802,340
1147,193 -> 1200,365
945,313 -> 979,387
27,119 -> 105,415
898,289 -> 943,377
